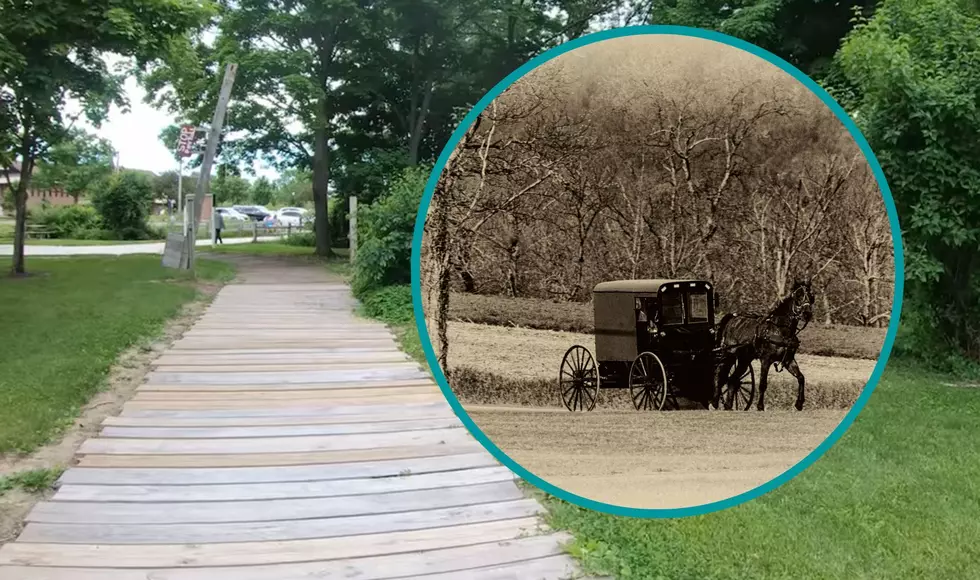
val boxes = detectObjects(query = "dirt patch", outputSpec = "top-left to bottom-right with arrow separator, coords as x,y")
0,279 -> 225,544
468,406 -> 848,509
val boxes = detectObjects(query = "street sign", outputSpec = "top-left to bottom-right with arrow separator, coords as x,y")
176,125 -> 197,158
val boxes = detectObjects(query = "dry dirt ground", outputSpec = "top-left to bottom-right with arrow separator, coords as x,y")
445,321 -> 879,509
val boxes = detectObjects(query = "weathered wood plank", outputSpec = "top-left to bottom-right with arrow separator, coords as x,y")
137,378 -> 436,392
131,386 -> 439,401
78,427 -> 469,455
20,499 -> 542,544
32,482 -> 520,524
0,534 -> 570,580
0,517 -> 543,568
57,452 -> 497,486
77,442 -> 485,468
101,406 -> 455,427
123,393 -> 443,410
53,466 -> 516,502
117,401 -> 450,419
100,417 -> 459,439
144,368 -> 430,385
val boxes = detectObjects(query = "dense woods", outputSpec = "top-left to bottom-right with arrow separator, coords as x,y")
421,38 -> 894,333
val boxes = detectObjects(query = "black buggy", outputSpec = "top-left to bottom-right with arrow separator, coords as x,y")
559,279 -> 755,412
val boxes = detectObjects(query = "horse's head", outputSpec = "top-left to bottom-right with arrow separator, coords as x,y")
790,278 -> 815,322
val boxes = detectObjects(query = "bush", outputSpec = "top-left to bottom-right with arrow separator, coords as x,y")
91,171 -> 154,239
29,205 -> 101,238
73,227 -> 117,241
283,231 -> 316,247
357,285 -> 414,325
351,165 -> 428,296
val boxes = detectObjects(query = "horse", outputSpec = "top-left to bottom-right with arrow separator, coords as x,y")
713,279 -> 815,411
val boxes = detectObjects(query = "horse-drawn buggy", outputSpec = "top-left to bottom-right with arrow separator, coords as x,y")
559,279 -> 756,412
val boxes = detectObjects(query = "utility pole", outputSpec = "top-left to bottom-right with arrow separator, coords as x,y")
184,62 -> 238,270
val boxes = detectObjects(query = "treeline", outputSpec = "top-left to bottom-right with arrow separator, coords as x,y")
422,40 -> 894,328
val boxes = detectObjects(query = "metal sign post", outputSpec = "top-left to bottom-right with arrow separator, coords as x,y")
183,194 -> 195,270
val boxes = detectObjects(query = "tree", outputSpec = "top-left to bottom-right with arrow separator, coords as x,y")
836,0 -> 980,358
250,176 -> 275,205
212,173 -> 251,205
0,0 -> 207,274
92,170 -> 154,239
31,127 -> 116,202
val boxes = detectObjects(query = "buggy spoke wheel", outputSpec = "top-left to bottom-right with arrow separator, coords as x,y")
629,352 -> 667,411
721,362 -> 755,411
559,345 -> 598,412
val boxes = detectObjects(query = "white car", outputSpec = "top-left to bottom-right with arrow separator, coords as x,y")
278,207 -> 309,216
276,209 -> 305,227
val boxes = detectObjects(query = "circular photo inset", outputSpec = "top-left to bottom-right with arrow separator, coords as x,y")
415,30 -> 901,514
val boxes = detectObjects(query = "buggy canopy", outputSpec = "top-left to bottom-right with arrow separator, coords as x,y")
593,279 -> 711,295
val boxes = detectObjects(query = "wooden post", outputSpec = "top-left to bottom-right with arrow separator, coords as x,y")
349,195 -> 357,263
252,221 -> 258,243
187,62 -> 238,270
182,194 -> 195,270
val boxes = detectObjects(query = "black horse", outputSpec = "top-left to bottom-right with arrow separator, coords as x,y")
714,279 -> 815,411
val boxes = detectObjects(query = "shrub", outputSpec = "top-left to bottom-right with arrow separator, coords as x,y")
73,227 -> 117,241
357,285 -> 414,325
29,205 -> 101,238
91,171 -> 154,239
351,165 -> 428,296
284,231 -> 316,247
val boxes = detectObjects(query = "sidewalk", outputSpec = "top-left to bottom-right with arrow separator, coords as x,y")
0,236 -> 281,256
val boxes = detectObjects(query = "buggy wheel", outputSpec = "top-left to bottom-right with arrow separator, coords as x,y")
559,345 -> 599,412
720,362 -> 755,411
629,352 -> 668,411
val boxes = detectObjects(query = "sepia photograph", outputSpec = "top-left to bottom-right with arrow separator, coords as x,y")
419,34 -> 898,510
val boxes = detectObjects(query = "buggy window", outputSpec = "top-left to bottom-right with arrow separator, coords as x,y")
688,291 -> 709,323
660,291 -> 685,324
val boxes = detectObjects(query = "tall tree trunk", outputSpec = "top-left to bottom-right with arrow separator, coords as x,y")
12,180 -> 27,275
11,141 -> 35,275
312,97 -> 332,257
407,81 -> 434,166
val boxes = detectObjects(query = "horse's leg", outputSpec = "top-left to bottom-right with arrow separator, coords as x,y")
786,355 -> 805,411
757,355 -> 772,412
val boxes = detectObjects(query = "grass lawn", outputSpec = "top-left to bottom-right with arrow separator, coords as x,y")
534,361 -> 980,580
0,238 -> 163,246
0,255 -> 235,455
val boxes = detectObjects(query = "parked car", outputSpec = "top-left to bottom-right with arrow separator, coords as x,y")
276,209 -> 305,227
232,205 -> 273,221
278,206 -> 309,215
215,207 -> 249,221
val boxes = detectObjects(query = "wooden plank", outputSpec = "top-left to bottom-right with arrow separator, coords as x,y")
151,352 -> 411,365
123,393 -> 443,410
53,466 -> 516,502
31,483 -> 521,525
150,362 -> 418,372
77,442 -> 485,468
137,378 -> 435,392
118,401 -> 451,419
144,368 -> 429,385
0,534 -> 571,579
101,406 -> 455,428
77,427 -> 470,455
169,339 -> 397,350
131,386 -> 439,401
151,348 -> 403,355
56,452 -> 498,486
0,517 -> 544,568
408,555 -> 576,580
19,499 -> 542,544
99,417 -> 460,439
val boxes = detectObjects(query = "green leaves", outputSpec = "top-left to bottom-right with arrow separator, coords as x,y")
837,0 -> 980,357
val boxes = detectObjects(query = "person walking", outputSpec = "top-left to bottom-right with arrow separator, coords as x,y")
213,210 -> 224,244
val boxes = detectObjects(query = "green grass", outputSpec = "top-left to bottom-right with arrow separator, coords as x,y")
534,362 -> 980,580
449,292 -> 887,360
355,285 -> 425,363
0,467 -> 64,495
0,255 -> 235,455
1,238 -> 162,246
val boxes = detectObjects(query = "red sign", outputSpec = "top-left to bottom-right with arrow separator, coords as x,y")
176,125 -> 197,158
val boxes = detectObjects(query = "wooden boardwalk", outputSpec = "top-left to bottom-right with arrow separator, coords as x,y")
0,259 -> 579,579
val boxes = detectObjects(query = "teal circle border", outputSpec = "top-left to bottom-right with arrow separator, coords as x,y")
410,25 -> 905,519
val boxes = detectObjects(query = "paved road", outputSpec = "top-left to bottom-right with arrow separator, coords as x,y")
0,256 -> 579,579
0,236 -> 282,256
